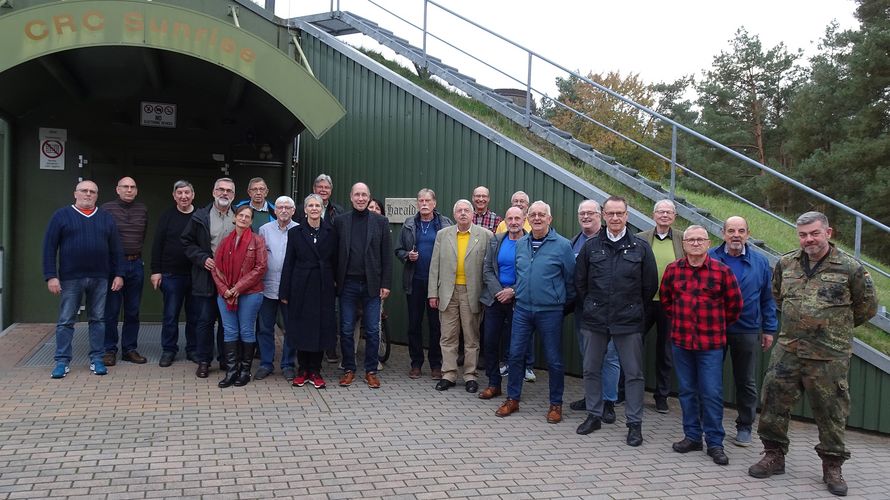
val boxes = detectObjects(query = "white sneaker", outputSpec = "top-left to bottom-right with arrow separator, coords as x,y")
499,363 -> 508,376
524,368 -> 536,382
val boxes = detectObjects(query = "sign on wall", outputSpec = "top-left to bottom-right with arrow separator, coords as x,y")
38,127 -> 66,170
384,198 -> 417,224
140,101 -> 177,128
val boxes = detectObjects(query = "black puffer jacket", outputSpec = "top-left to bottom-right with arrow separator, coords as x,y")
181,203 -> 216,297
575,227 -> 658,334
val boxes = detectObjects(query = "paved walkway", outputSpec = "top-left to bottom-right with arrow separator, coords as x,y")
0,323 -> 888,499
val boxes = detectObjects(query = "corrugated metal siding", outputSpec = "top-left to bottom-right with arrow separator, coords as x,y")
296,31 -> 890,434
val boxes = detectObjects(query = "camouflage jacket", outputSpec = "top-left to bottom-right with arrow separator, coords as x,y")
772,244 -> 877,359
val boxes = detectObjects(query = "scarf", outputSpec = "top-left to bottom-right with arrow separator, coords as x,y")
215,228 -> 252,311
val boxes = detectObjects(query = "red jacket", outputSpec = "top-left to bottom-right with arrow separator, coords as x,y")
659,254 -> 743,350
212,232 -> 268,297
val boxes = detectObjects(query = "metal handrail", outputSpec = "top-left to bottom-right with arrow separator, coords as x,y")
337,0 -> 890,264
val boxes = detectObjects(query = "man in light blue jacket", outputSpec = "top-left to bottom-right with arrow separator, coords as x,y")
495,201 -> 575,425
709,216 -> 778,447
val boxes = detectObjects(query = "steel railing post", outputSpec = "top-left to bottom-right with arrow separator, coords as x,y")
525,52 -> 532,127
855,216 -> 862,260
422,0 -> 429,68
670,125 -> 677,200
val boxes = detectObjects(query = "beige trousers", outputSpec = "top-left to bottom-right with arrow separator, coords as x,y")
439,285 -> 481,383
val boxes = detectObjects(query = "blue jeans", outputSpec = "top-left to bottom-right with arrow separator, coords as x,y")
104,258 -> 145,353
217,293 -> 263,343
55,278 -> 108,364
257,297 -> 296,370
339,279 -> 381,373
507,307 -> 564,405
673,345 -> 725,448
160,274 -> 198,354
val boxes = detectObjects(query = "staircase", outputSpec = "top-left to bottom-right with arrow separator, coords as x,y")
295,9 -> 890,336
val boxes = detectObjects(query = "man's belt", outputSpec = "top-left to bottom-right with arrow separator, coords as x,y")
125,254 -> 141,261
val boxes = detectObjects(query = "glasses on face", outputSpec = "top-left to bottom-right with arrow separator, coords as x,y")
77,189 -> 97,194
249,187 -> 268,193
214,187 -> 235,194
578,211 -> 599,217
276,206 -> 294,211
117,185 -> 137,190
654,210 -> 674,216
603,211 -> 626,219
683,238 -> 709,245
527,212 -> 548,219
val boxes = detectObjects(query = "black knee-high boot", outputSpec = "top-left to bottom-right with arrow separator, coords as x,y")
218,341 -> 240,388
235,342 -> 256,387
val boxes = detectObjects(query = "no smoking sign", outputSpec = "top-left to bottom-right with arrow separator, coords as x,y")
39,127 -> 66,170
140,101 -> 177,128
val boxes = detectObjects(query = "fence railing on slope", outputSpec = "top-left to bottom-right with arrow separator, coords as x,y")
322,0 -> 890,281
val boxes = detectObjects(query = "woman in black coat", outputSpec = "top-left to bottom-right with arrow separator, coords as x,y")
279,194 -> 339,389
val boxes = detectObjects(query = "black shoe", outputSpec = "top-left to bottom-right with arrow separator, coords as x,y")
602,400 -> 616,424
569,398 -> 587,411
707,446 -> 729,465
254,366 -> 273,380
672,438 -> 704,453
435,379 -> 456,391
159,351 -> 175,367
655,397 -> 669,413
626,423 -> 643,447
196,362 -> 210,378
465,380 -> 478,393
576,415 -> 602,435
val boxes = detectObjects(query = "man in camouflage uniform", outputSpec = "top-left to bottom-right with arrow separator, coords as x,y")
748,211 -> 877,497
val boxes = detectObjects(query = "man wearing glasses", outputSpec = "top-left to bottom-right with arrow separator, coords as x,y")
255,196 -> 300,381
660,225 -> 742,466
235,177 -> 276,232
575,196 -> 657,447
182,177 -> 237,378
636,199 -> 685,413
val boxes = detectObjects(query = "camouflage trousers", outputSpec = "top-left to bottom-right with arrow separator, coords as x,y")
757,348 -> 851,459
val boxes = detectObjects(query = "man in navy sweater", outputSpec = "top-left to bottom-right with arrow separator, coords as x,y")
43,180 -> 124,378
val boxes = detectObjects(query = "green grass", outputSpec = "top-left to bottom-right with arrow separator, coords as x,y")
361,48 -> 890,356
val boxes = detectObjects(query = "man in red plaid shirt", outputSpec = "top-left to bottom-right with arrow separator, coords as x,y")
660,225 -> 742,466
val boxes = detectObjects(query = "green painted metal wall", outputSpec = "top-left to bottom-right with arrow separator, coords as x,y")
295,30 -> 890,434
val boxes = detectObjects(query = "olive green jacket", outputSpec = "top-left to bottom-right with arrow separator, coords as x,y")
772,244 -> 877,359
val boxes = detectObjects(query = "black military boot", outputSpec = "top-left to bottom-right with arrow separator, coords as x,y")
235,342 -> 256,387
748,440 -> 785,478
218,341 -> 240,388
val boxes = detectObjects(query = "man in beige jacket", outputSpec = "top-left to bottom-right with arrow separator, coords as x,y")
429,199 -> 493,393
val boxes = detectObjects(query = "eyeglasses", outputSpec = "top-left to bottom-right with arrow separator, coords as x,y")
527,212 -> 549,218
603,211 -> 626,218
683,238 -> 709,245
117,185 -> 137,190
214,187 -> 235,194
248,187 -> 268,193
654,210 -> 674,216
578,211 -> 599,217
276,206 -> 295,211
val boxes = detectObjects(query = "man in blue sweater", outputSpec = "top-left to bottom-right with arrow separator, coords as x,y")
709,216 -> 778,447
43,180 -> 124,378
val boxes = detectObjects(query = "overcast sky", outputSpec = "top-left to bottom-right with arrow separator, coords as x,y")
260,0 -> 860,97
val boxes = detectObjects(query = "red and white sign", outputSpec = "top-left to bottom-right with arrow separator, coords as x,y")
140,101 -> 177,128
39,127 -> 67,170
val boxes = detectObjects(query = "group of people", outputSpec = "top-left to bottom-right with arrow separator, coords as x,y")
43,177 -> 877,497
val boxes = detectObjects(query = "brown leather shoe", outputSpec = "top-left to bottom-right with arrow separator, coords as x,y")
546,404 -> 562,424
365,372 -> 381,389
478,386 -> 502,400
495,399 -> 519,417
409,367 -> 422,379
430,368 -> 443,380
102,351 -> 117,367
339,371 -> 355,387
121,350 -> 147,364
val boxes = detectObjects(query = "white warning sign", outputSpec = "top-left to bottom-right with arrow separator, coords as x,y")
39,127 -> 67,170
140,101 -> 177,128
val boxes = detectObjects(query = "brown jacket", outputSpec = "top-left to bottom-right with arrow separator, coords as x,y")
636,226 -> 685,262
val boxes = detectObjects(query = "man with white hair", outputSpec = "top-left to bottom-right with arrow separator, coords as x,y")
429,199 -> 492,393
636,198 -> 685,413
496,201 -> 575,425
255,195 -> 300,380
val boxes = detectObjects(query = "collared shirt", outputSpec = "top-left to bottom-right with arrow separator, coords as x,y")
209,206 -> 234,253
473,209 -> 502,233
660,255 -> 743,351
606,227 -> 627,242
258,219 -> 298,299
